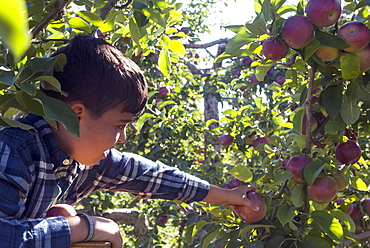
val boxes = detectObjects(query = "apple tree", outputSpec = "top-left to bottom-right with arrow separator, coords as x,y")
1,0 -> 370,247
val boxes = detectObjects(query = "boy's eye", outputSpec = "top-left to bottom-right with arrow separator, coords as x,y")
118,125 -> 127,130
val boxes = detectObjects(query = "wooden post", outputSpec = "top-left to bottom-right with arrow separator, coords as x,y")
71,241 -> 111,248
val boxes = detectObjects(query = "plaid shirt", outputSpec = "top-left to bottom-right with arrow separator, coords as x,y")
0,114 -> 210,247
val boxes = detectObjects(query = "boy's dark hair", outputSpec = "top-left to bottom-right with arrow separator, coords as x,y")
43,34 -> 148,118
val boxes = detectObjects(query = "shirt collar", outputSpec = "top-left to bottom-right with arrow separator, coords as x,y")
23,114 -> 73,169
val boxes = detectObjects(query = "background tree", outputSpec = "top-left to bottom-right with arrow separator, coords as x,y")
0,0 -> 370,247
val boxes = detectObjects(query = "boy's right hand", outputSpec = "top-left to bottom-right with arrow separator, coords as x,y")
67,215 -> 123,248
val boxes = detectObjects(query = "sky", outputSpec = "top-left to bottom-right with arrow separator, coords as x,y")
201,0 -> 257,41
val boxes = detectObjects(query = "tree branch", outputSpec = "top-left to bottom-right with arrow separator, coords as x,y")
99,0 -> 120,20
336,230 -> 370,247
305,67 -> 316,155
102,208 -> 149,239
184,38 -> 229,49
31,0 -> 71,39
114,0 -> 133,10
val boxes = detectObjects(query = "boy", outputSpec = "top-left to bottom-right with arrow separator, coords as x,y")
0,34 -> 259,248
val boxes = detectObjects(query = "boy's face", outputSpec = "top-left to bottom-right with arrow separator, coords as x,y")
57,105 -> 135,166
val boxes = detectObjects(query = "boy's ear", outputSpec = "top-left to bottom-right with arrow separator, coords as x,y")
69,103 -> 86,117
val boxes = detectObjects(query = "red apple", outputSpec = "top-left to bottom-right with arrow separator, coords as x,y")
157,215 -> 169,224
158,86 -> 170,97
334,174 -> 349,191
220,134 -> 234,146
275,76 -> 286,85
301,113 -> 319,135
261,38 -> 289,60
306,0 -> 341,27
281,15 -> 314,49
335,198 -> 354,214
315,46 -> 339,61
250,74 -> 260,85
243,135 -> 255,145
242,57 -> 252,67
233,192 -> 266,223
363,198 -> 370,215
349,204 -> 363,221
335,140 -> 362,165
229,178 -> 242,188
307,176 -> 338,204
46,204 -> 77,217
282,156 -> 290,169
221,183 -> 232,189
252,136 -> 271,153
231,69 -> 241,77
355,45 -> 370,72
337,21 -> 370,53
286,154 -> 312,184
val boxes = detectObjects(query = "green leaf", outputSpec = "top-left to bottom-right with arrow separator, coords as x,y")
201,230 -> 220,248
129,17 -> 147,45
340,95 -> 360,125
303,38 -> 321,61
100,11 -> 117,32
240,220 -> 276,234
158,48 -> 171,77
0,69 -> 17,86
294,135 -> 307,149
225,30 -> 257,55
157,100 -> 176,110
271,171 -> 293,184
36,93 -> 80,137
246,14 -> 267,35
291,184 -> 305,208
214,49 -> 252,64
168,40 -> 185,55
350,177 -> 368,191
17,82 -> 37,96
0,0 -> 30,62
311,211 -> 344,242
136,113 -> 154,132
329,209 -> 356,233
77,11 -> 103,27
0,116 -> 32,130
133,10 -> 149,28
340,53 -> 360,80
223,25 -> 245,33
37,76 -> 67,96
325,116 -> 346,134
315,29 -> 350,49
21,91 -> 44,115
322,85 -> 343,119
229,165 -> 253,182
277,203 -> 296,226
256,64 -> 272,81
303,235 -> 331,248
292,107 -> 305,134
68,17 -> 91,33
303,161 -> 325,186
357,81 -> 370,102
142,8 -> 166,28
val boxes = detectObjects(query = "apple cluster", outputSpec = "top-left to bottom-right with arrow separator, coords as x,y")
336,198 -> 370,234
284,140 -> 361,204
261,0 -> 370,73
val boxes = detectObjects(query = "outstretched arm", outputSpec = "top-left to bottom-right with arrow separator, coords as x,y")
201,184 -> 260,211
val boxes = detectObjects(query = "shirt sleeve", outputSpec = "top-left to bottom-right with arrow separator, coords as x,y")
0,141 -> 71,248
87,149 -> 210,203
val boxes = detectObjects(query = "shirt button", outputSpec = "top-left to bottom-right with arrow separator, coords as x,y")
62,159 -> 70,165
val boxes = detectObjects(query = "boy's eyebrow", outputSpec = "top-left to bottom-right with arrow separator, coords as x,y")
119,119 -> 134,123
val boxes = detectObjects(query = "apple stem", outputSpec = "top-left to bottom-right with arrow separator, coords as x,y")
305,67 -> 316,154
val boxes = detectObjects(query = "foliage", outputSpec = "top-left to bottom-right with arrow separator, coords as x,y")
1,0 -> 370,247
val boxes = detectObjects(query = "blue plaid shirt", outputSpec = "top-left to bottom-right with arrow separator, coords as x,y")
0,114 -> 210,247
